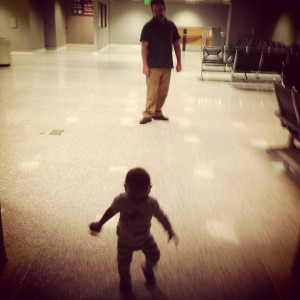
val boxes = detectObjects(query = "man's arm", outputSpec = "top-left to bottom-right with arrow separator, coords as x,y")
173,40 -> 182,72
141,40 -> 150,76
89,208 -> 115,233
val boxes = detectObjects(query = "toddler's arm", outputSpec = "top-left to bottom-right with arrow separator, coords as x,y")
154,209 -> 179,247
89,208 -> 115,233
168,232 -> 179,247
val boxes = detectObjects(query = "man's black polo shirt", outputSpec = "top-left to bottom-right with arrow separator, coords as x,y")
140,17 -> 180,68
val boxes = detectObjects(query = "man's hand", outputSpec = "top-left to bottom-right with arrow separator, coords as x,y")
168,232 -> 179,248
143,65 -> 150,77
176,63 -> 182,72
89,222 -> 102,233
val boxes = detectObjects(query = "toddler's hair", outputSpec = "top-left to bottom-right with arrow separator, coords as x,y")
125,167 -> 151,190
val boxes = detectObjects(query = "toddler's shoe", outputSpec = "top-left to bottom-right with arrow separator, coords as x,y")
141,264 -> 156,286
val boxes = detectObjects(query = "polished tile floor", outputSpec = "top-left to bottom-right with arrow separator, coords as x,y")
0,45 -> 300,300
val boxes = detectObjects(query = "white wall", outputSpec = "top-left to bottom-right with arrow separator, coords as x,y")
54,0 -> 66,47
109,1 -> 149,45
0,0 -> 33,51
109,1 -> 228,45
29,0 -> 45,50
65,0 -> 94,44
168,3 -> 228,29
272,12 -> 295,46
227,0 -> 300,47
94,0 -> 110,50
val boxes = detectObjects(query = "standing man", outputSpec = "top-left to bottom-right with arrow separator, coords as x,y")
140,0 -> 182,125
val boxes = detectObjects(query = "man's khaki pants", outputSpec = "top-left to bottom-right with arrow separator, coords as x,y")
143,68 -> 171,118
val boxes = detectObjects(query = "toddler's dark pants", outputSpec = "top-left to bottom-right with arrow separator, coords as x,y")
117,235 -> 160,280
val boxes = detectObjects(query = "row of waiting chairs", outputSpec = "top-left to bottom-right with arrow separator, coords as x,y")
274,80 -> 300,148
201,45 -> 289,82
281,51 -> 300,91
273,49 -> 300,147
231,47 -> 289,82
235,36 -> 286,51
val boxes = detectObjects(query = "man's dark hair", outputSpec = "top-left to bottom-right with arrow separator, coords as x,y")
125,167 -> 151,190
151,0 -> 166,9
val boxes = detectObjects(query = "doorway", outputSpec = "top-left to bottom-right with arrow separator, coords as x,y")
178,27 -> 225,51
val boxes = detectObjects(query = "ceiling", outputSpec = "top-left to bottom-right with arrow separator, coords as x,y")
166,0 -> 230,3
116,0 -> 230,4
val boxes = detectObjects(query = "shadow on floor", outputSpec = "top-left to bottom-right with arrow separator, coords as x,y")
288,225 -> 300,300
267,143 -> 300,189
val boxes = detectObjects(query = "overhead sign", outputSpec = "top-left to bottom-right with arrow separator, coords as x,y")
72,0 -> 94,16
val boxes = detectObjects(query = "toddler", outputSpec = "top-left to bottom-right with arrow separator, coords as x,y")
89,167 -> 179,293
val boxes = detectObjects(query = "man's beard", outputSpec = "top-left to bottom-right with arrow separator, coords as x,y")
154,14 -> 164,22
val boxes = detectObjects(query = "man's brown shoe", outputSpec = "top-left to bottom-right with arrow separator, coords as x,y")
140,117 -> 152,124
152,115 -> 169,121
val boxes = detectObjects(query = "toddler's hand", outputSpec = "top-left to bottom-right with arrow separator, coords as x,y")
168,233 -> 179,248
89,222 -> 102,234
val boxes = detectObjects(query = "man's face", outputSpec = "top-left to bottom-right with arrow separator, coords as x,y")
152,3 -> 165,21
